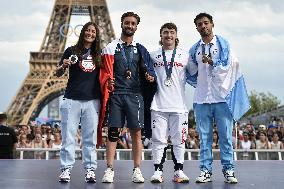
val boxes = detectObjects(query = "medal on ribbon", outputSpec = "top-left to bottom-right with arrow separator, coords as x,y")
164,77 -> 174,87
118,43 -> 134,79
162,48 -> 176,87
125,69 -> 132,79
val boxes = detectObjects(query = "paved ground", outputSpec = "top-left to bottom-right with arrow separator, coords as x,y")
0,160 -> 283,189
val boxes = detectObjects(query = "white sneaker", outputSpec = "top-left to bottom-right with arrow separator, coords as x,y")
132,167 -> 145,183
59,168 -> 71,182
173,170 -> 189,183
223,170 -> 238,184
150,170 -> 163,183
196,170 -> 212,183
85,168 -> 96,183
102,167 -> 114,183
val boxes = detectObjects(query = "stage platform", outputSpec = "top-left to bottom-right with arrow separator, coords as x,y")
0,160 -> 283,189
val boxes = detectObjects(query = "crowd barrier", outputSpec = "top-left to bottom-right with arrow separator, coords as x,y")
15,148 -> 284,161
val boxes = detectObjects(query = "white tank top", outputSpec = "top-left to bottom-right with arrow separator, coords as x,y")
271,141 -> 281,149
241,140 -> 251,150
51,142 -> 62,149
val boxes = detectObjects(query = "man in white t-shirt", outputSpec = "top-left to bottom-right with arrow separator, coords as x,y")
149,22 -> 190,183
187,13 -> 250,184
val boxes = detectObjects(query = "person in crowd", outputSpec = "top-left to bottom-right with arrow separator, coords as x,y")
185,128 -> 199,149
49,131 -> 62,159
239,132 -> 253,150
31,133 -> 47,159
18,134 -> 32,148
0,112 -> 18,159
49,131 -> 62,149
271,132 -> 283,149
256,131 -> 271,149
45,128 -> 54,147
249,131 -> 257,149
212,130 -> 219,149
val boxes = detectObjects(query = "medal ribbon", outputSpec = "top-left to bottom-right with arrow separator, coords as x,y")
201,43 -> 213,57
118,43 -> 134,71
162,48 -> 176,79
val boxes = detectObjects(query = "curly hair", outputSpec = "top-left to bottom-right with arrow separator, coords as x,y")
194,12 -> 213,26
121,12 -> 140,25
159,22 -> 179,47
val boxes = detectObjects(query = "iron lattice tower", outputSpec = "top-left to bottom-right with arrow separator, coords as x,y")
6,0 -> 115,125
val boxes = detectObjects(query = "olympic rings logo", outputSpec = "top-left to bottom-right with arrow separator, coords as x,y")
59,24 -> 84,37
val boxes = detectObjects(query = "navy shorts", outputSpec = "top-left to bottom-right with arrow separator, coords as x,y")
107,94 -> 144,129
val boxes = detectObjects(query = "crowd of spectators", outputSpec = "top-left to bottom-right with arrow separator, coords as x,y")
11,116 -> 284,159
184,117 -> 284,151
14,123 -> 134,150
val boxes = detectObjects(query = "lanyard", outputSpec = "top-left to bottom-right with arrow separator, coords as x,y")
118,43 -> 134,70
162,48 -> 176,78
201,43 -> 213,57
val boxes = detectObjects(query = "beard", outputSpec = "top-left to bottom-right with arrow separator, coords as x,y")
122,28 -> 135,37
200,29 -> 212,37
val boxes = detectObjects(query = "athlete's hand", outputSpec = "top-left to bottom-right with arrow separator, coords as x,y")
145,72 -> 155,82
107,78 -> 115,91
202,55 -> 213,65
62,59 -> 71,68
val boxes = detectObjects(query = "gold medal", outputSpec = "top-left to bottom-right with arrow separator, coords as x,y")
125,70 -> 132,79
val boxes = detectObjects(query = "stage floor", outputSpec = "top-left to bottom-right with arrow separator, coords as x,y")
0,160 -> 283,189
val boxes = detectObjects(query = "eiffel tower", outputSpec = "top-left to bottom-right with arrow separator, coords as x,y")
6,0 -> 115,125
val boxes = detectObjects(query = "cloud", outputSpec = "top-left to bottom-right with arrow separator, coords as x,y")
0,41 -> 39,66
0,12 -> 49,42
0,0 -> 283,112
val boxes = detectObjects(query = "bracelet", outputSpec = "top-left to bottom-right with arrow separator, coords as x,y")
59,65 -> 66,70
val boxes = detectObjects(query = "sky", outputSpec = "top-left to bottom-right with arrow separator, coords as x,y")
0,0 -> 283,113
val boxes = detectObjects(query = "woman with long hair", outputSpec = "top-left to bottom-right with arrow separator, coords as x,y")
56,22 -> 101,183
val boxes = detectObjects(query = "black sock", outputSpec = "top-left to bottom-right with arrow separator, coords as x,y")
174,163 -> 183,171
154,164 -> 163,171
107,165 -> 114,170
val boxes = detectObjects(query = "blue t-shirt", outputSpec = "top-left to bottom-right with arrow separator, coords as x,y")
113,43 -> 144,94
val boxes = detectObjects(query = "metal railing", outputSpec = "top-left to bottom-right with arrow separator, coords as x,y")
15,148 -> 284,160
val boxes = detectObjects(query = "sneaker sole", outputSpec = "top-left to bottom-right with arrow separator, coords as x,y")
151,178 -> 163,183
85,178 -> 96,183
196,179 -> 212,183
102,180 -> 114,183
132,180 -> 145,183
173,179 -> 189,183
224,180 -> 238,184
59,179 -> 70,183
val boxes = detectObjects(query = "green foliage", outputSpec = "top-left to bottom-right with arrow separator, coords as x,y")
245,90 -> 281,116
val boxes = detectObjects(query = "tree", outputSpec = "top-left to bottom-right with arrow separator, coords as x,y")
245,90 -> 281,116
